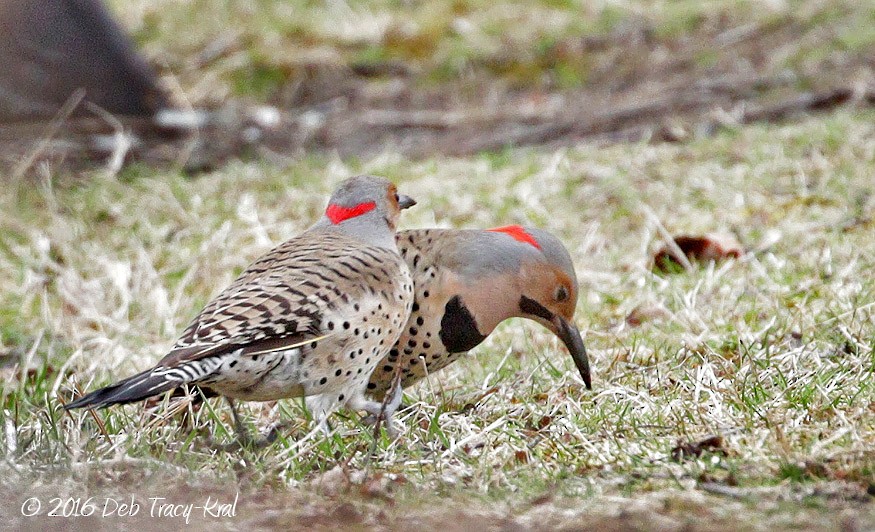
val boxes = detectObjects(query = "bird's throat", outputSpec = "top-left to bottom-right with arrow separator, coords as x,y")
439,295 -> 487,353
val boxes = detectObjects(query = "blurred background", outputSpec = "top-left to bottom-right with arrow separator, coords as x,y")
2,0 -> 873,172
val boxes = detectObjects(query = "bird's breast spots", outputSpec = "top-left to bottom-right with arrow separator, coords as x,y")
487,225 -> 541,250
325,201 -> 377,224
439,295 -> 487,353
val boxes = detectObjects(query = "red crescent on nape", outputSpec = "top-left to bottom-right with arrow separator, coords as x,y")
325,201 -> 377,224
487,225 -> 541,249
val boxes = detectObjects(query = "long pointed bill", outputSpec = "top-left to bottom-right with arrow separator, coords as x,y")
554,317 -> 591,389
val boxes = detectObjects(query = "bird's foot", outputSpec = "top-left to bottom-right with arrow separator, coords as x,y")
216,397 -> 289,450
358,381 -> 404,438
361,413 -> 399,438
260,421 -> 297,445
213,422 -> 291,451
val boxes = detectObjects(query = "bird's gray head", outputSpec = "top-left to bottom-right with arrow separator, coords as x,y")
453,225 -> 590,388
319,175 -> 416,248
454,226 -> 578,313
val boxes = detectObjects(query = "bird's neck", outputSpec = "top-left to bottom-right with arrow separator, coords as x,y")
447,271 -> 520,335
314,214 -> 398,250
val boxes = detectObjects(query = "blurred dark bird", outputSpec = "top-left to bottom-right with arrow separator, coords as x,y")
0,0 -> 166,122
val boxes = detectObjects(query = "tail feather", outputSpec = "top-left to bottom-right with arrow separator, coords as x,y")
64,369 -> 180,410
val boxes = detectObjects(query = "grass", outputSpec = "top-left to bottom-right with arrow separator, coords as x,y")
2,108 -> 874,528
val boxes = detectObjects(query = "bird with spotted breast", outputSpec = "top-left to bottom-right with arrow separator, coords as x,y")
341,225 -> 591,425
64,175 -> 416,437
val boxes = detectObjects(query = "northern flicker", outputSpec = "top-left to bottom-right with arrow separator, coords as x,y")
65,175 -> 416,434
349,226 -> 591,422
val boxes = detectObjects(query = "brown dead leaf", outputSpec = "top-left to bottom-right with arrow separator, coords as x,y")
625,304 -> 671,327
537,415 -> 553,430
671,435 -> 728,462
654,233 -> 744,273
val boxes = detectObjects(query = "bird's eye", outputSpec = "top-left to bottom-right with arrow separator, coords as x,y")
394,193 -> 400,203
555,286 -> 569,302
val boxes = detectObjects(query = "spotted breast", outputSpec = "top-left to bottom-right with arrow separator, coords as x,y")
65,175 -> 417,433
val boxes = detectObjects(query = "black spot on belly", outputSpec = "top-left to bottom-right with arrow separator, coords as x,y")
439,295 -> 486,353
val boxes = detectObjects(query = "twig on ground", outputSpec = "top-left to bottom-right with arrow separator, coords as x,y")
641,205 -> 694,272
85,102 -> 133,178
12,88 -> 85,182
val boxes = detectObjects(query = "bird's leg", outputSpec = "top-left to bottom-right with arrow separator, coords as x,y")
226,397 -> 256,448
314,416 -> 333,436
348,395 -> 392,433
359,364 -> 405,438
384,380 -> 404,421
305,394 -> 340,435
222,398 -> 295,449
361,381 -> 403,432
262,420 -> 298,444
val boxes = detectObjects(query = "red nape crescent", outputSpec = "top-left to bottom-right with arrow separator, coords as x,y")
326,201 -> 377,224
487,225 -> 541,250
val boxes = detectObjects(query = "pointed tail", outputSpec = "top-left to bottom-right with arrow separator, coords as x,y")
64,368 -> 182,410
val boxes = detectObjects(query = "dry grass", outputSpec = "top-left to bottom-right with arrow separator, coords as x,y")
1,108 -> 874,529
